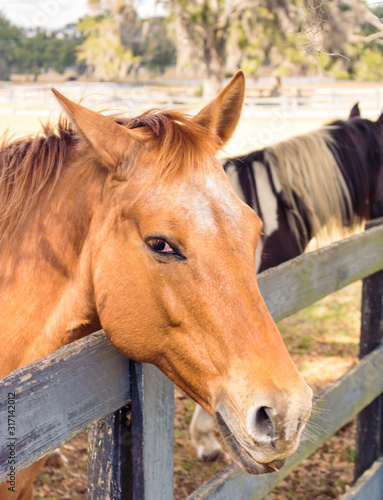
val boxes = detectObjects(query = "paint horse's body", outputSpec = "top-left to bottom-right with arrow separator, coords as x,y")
226,103 -> 383,273
0,73 -> 312,499
191,104 -> 383,461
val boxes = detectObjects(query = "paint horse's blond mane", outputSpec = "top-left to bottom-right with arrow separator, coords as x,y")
264,128 -> 355,247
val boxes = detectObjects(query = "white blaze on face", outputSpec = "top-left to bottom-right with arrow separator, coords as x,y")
204,174 -> 243,221
181,173 -> 246,234
182,187 -> 218,234
146,172 -> 245,236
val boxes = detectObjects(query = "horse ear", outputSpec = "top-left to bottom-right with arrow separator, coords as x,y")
349,103 -> 360,119
192,71 -> 245,147
376,111 -> 383,133
51,88 -> 140,170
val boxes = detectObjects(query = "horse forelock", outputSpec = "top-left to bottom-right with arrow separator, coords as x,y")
116,110 -> 218,192
0,109 -> 218,240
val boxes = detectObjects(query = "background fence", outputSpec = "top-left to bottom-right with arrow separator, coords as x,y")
1,82 -> 383,119
1,220 -> 383,499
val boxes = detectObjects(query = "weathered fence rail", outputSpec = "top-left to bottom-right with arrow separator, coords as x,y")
1,221 -> 383,498
0,333 -> 131,482
188,345 -> 383,499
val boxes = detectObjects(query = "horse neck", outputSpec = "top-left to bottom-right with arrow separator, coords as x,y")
0,158 -> 106,375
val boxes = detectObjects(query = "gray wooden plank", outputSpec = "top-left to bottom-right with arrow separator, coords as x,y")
187,344 -> 383,500
87,405 -> 131,500
129,362 -> 174,500
0,331 -> 130,483
340,456 -> 383,500
258,224 -> 383,323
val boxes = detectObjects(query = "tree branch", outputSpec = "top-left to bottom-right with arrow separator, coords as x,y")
351,30 -> 383,43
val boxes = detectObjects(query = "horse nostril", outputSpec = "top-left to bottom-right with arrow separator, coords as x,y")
255,406 -> 275,439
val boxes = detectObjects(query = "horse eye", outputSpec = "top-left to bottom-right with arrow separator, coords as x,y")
147,238 -> 176,254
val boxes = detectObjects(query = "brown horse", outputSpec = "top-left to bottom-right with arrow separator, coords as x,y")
0,72 -> 312,499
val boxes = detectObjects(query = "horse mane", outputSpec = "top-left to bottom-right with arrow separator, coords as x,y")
0,109 -> 216,240
263,128 -> 355,246
0,119 -> 74,241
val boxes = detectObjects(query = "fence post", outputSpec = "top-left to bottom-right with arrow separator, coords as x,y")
129,361 -> 174,500
88,405 -> 132,499
354,217 -> 383,480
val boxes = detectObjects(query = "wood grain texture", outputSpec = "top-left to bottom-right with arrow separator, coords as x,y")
354,218 -> 383,481
341,457 -> 383,500
129,362 -> 174,500
258,224 -> 383,323
354,269 -> 383,479
0,331 -> 130,483
187,344 -> 383,500
88,406 -> 131,500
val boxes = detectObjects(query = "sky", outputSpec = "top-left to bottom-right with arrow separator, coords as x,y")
0,0 -> 166,30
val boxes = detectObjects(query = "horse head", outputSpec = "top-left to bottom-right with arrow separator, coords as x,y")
371,110 -> 383,220
348,104 -> 383,221
53,73 -> 312,474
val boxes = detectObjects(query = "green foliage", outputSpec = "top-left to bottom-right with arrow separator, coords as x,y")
136,18 -> 176,74
272,34 -> 318,77
371,5 -> 383,19
16,28 -> 83,78
3,0 -> 383,84
77,15 -> 141,80
0,13 -> 83,80
166,0 -> 383,86
352,47 -> 383,80
77,4 -> 175,80
120,16 -> 176,75
0,16 -> 23,80
328,60 -> 350,80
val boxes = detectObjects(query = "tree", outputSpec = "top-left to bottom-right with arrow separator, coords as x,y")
15,28 -> 83,80
0,14 -> 23,80
303,0 -> 383,79
164,0 -> 383,93
163,0 -> 307,97
0,14 -> 81,81
165,0 -> 244,97
79,1 -> 175,81
77,15 -> 141,80
229,3 -> 313,80
77,0 -> 383,86
121,16 -> 176,75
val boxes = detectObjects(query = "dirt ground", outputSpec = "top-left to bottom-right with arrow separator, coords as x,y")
33,281 -> 362,499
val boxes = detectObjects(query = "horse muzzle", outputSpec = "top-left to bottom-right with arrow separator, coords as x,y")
214,389 -> 312,475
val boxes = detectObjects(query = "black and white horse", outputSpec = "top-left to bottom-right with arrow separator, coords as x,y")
191,103 -> 383,461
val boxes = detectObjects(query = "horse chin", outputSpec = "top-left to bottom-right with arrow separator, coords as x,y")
215,407 -> 285,475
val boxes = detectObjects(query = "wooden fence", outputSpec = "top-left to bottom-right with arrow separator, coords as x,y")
1,82 -> 383,119
1,219 -> 383,499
